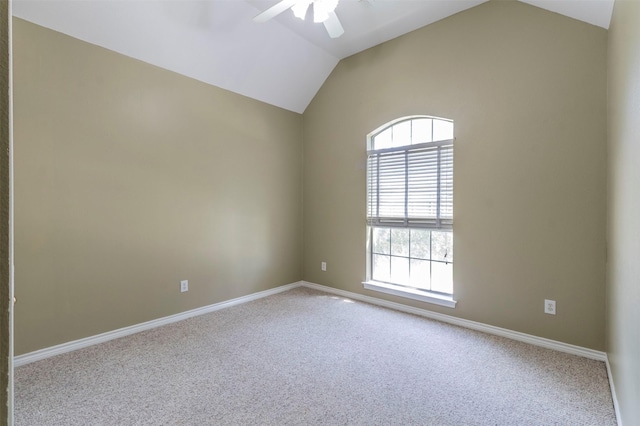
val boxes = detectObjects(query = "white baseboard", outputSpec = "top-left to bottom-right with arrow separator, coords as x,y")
14,281 -> 304,367
605,357 -> 624,426
18,279 -> 608,366
301,281 -> 607,362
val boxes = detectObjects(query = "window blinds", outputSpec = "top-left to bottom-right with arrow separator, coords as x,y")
367,140 -> 453,230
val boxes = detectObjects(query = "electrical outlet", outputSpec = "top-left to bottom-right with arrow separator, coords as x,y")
544,299 -> 556,315
321,261 -> 327,272
180,280 -> 188,293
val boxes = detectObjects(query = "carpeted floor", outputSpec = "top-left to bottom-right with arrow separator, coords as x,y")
15,287 -> 617,425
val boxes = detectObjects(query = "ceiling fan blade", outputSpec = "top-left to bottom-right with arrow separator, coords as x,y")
323,11 -> 344,38
253,0 -> 298,23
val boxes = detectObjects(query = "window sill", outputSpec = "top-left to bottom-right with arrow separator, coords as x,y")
362,281 -> 457,308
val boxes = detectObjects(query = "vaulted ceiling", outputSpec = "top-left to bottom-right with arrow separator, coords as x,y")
13,0 -> 615,113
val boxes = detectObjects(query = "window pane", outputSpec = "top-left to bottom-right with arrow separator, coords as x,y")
407,148 -> 439,221
431,231 -> 453,262
409,259 -> 430,290
372,254 -> 390,282
392,121 -> 411,147
439,146 -> 454,221
431,261 -> 453,294
390,228 -> 410,257
372,228 -> 390,254
433,119 -> 453,141
410,229 -> 430,260
373,128 -> 393,150
390,256 -> 409,285
412,118 -> 432,144
377,152 -> 406,219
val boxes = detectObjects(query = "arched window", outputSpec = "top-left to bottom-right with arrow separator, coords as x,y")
365,116 -> 455,306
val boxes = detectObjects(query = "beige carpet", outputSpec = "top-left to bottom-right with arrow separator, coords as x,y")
15,287 -> 616,425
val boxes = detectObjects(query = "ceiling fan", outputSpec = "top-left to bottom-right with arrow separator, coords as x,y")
253,0 -> 345,39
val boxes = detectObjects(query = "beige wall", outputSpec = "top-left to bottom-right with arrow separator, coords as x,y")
607,1 -> 640,424
13,18 -> 303,355
303,1 -> 608,349
13,0 -> 613,358
1,0 -> 13,423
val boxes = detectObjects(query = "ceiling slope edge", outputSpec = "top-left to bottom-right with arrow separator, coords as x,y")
13,0 -> 339,113
519,0 -> 614,29
12,0 -> 615,113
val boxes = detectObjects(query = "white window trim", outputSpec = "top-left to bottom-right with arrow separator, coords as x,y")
363,281 -> 457,309
366,116 -> 455,302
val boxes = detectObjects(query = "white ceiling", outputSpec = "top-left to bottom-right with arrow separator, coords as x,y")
13,0 -> 615,114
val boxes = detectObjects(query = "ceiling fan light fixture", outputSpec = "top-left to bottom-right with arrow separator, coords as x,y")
254,0 -> 343,38
292,0 -> 312,20
313,0 -> 339,23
